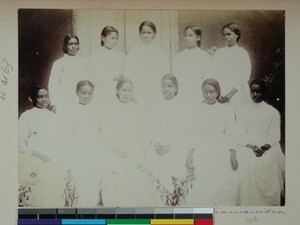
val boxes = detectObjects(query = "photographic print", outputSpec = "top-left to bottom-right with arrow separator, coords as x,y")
17,9 -> 285,208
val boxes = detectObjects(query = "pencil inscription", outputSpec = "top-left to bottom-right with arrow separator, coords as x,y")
0,58 -> 13,101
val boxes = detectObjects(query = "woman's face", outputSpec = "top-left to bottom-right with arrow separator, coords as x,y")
102,32 -> 119,50
250,84 -> 263,103
139,25 -> 156,44
77,85 -> 94,105
66,38 -> 79,56
223,28 -> 238,47
161,78 -> 177,100
117,82 -> 134,103
202,84 -> 218,105
184,28 -> 200,49
35,89 -> 50,109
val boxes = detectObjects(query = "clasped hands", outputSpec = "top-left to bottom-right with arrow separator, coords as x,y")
246,143 -> 271,157
154,143 -> 172,156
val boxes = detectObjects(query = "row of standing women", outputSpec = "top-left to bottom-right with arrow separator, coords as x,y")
48,21 -> 251,114
18,21 -> 285,207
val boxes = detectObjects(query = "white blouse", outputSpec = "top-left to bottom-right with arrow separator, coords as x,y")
212,45 -> 251,110
18,107 -> 59,161
48,54 -> 87,114
86,47 -> 126,103
173,47 -> 213,102
124,43 -> 170,106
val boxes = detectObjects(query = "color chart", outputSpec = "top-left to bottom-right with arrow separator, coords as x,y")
18,208 -> 214,225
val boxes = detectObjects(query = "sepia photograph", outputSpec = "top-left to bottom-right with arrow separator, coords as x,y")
17,9 -> 285,208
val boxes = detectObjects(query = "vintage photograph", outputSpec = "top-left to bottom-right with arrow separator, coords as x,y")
18,9 -> 285,207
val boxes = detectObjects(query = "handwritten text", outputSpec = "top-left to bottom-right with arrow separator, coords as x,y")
0,58 -> 13,101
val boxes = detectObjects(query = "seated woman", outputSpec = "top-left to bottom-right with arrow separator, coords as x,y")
100,77 -> 150,207
236,79 -> 285,206
59,80 -> 105,207
18,85 -> 65,207
186,79 -> 238,206
142,74 -> 196,206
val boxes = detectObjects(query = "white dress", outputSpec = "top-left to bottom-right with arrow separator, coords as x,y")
18,107 -> 60,162
48,54 -> 87,116
143,96 -> 196,206
86,47 -> 126,104
212,45 -> 251,110
100,100 -> 150,207
124,43 -> 170,107
173,48 -> 213,103
236,101 -> 285,206
187,102 -> 238,206
18,107 -> 65,207
59,100 -> 105,207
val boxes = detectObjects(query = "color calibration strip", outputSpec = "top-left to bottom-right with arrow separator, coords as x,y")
18,208 -> 213,225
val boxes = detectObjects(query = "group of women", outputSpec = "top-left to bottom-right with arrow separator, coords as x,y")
18,20 -> 285,207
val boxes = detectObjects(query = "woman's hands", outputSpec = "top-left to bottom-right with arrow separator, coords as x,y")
31,151 -> 50,163
246,143 -> 271,157
185,148 -> 195,169
154,143 -> 172,156
112,146 -> 129,159
230,149 -> 238,170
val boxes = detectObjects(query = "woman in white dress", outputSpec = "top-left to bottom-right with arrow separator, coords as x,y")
187,79 -> 239,206
48,34 -> 87,116
212,23 -> 252,111
18,85 -> 65,207
236,79 -> 285,206
100,77 -> 150,207
86,26 -> 126,105
173,25 -> 212,104
124,21 -> 170,107
59,80 -> 106,207
142,74 -> 196,206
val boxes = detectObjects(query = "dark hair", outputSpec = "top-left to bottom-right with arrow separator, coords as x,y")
76,80 -> 95,94
161,73 -> 179,96
202,78 -> 221,99
30,84 -> 49,107
222,23 -> 241,42
101,26 -> 119,46
139,21 -> 156,34
249,78 -> 266,99
185,25 -> 202,47
115,77 -> 134,98
63,34 -> 79,54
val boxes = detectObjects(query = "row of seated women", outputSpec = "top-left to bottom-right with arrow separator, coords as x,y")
18,74 -> 285,207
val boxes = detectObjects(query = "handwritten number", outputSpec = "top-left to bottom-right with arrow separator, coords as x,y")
0,91 -> 5,101
0,58 -> 13,102
246,216 -> 258,224
1,58 -> 13,74
1,76 -> 8,85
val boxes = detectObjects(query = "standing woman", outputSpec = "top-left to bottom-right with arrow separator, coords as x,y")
124,21 -> 170,106
173,25 -> 212,104
48,34 -> 87,115
236,79 -> 285,206
212,23 -> 251,111
187,79 -> 238,206
86,26 -> 126,104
